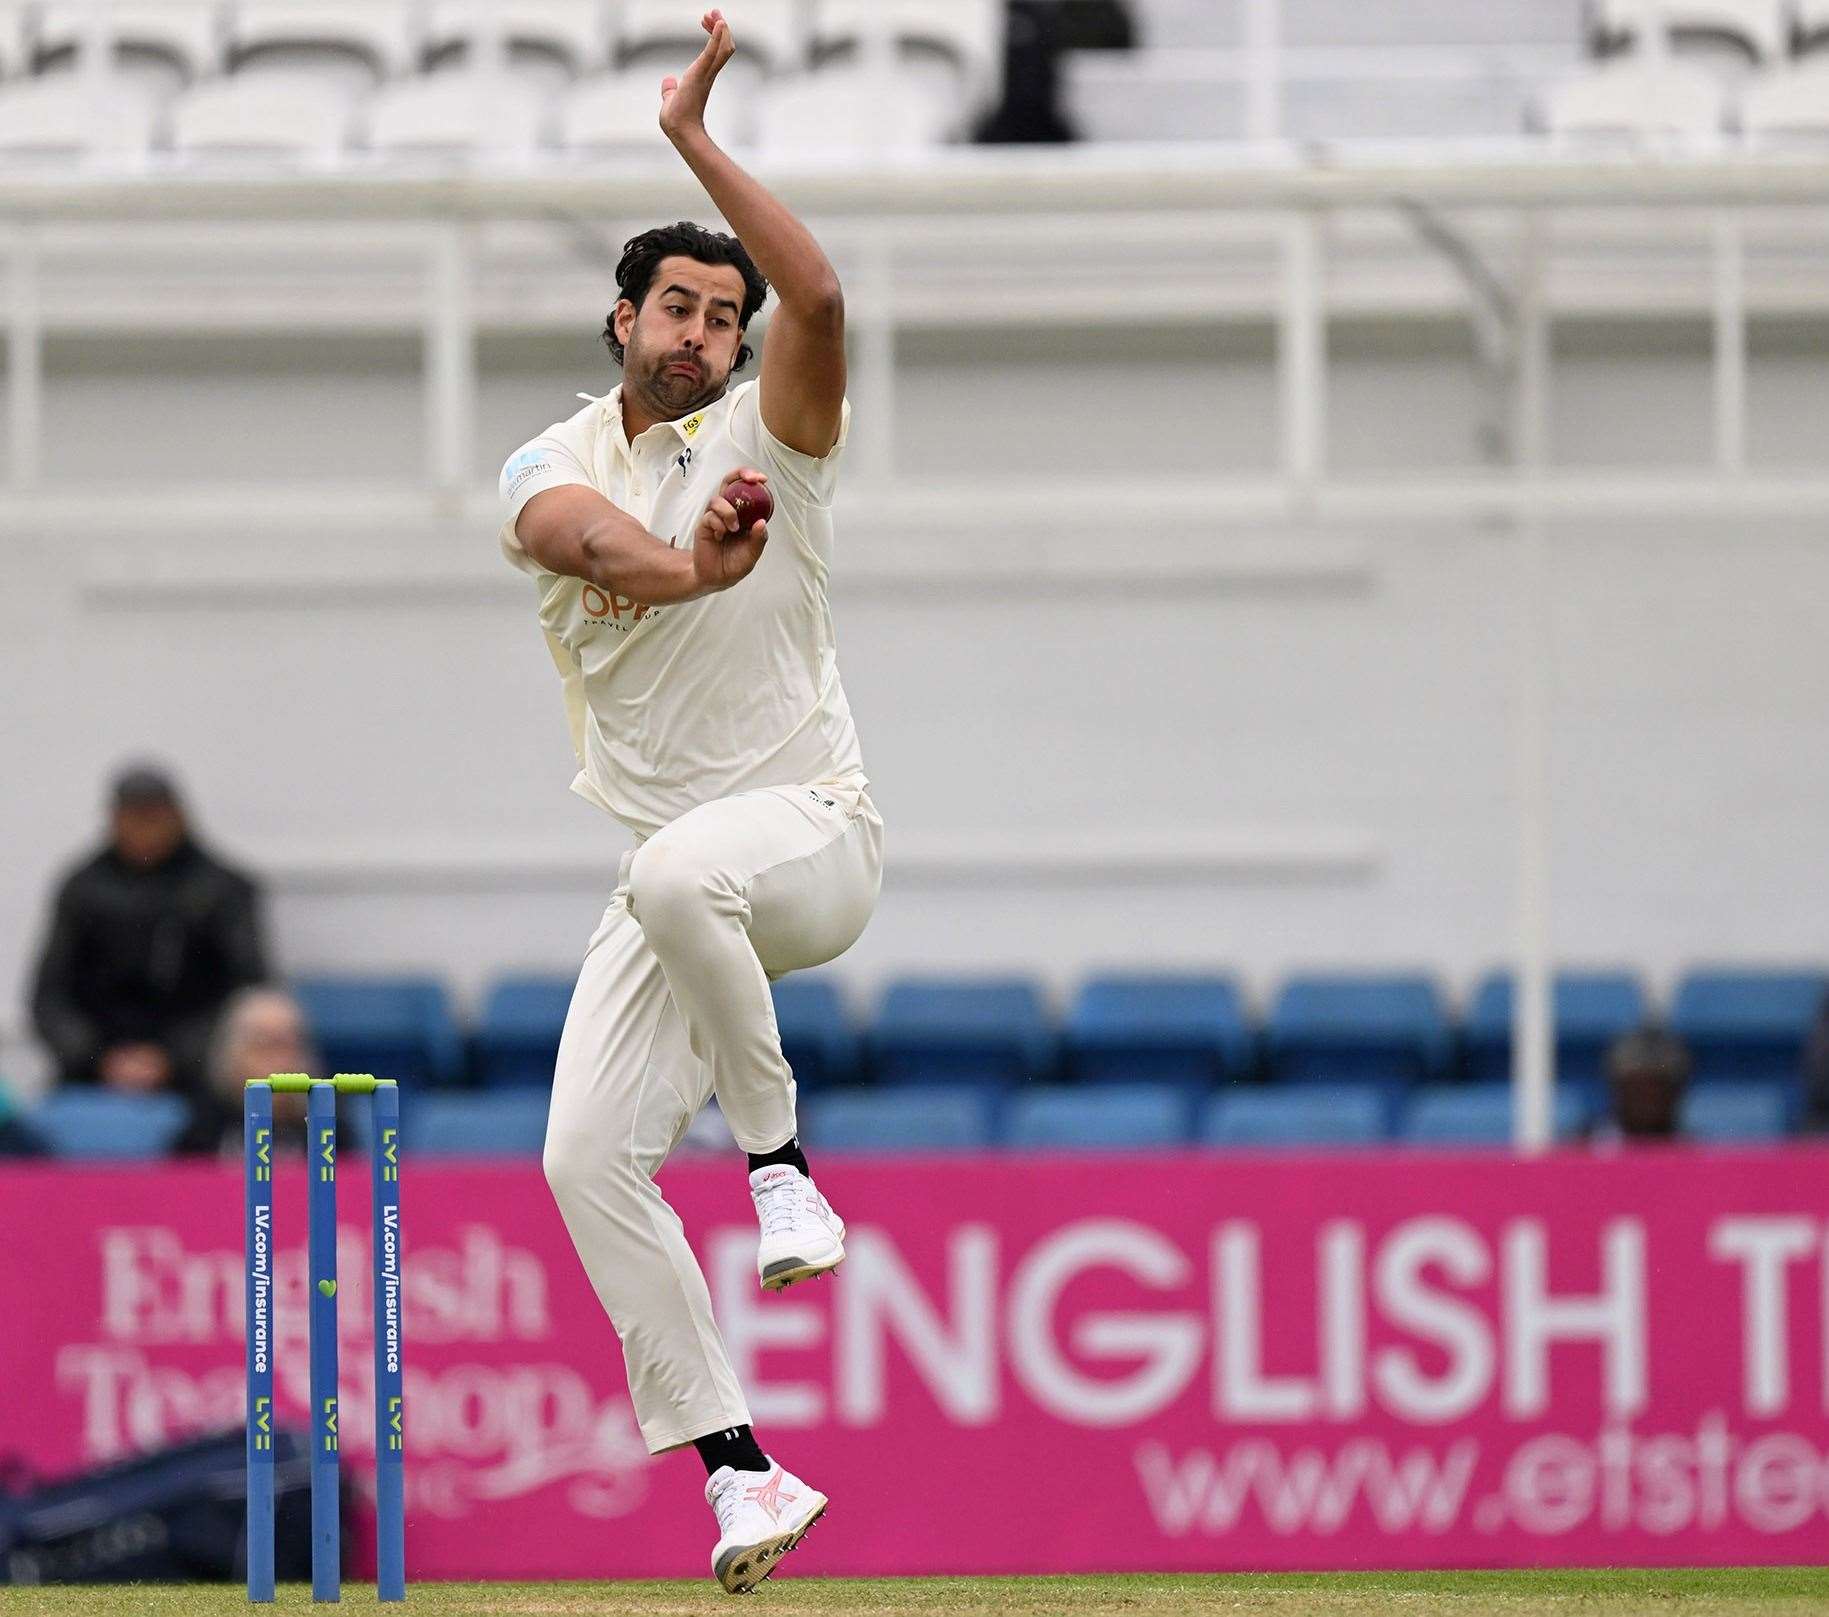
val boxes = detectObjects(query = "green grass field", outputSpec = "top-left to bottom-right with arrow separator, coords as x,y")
3,1571 -> 1827,1617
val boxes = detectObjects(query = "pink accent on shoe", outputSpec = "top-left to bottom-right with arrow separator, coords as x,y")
743,1467 -> 799,1523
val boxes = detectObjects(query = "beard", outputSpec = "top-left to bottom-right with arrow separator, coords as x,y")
631,343 -> 726,418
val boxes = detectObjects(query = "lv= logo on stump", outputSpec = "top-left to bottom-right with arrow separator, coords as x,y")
244,1072 -> 406,1604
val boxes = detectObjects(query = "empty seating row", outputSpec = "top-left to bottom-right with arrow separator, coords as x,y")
12,1083 -> 556,1158
288,967 -> 1829,1105
0,2 -> 999,159
1066,48 -> 1829,148
815,969 -> 1827,1104
1,2 -> 1002,85
0,60 -> 979,159
0,61 -> 975,159
806,1078 -> 1795,1149
14,1075 -> 1795,1159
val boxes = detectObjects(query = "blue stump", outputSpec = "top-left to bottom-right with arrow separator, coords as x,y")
307,1081 -> 341,1602
370,1079 -> 406,1601
243,1082 -> 275,1603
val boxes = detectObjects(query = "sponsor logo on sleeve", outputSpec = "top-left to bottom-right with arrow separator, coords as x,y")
504,448 -> 556,498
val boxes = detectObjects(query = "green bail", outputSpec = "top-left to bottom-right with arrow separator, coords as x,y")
248,1073 -> 396,1093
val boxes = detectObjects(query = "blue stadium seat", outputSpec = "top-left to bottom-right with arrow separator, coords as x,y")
1203,1084 -> 1388,1148
1003,1084 -> 1191,1150
1065,973 -> 1252,1090
474,974 -> 574,1088
870,976 -> 1053,1092
405,1092 -> 550,1157
1682,1083 -> 1790,1143
1463,971 -> 1648,1103
31,1091 -> 192,1159
1671,969 -> 1826,1096
772,975 -> 860,1090
294,975 -> 465,1088
800,1086 -> 993,1152
1267,973 -> 1451,1096
1402,1082 -> 1587,1146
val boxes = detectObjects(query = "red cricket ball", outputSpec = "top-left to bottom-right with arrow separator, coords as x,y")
721,475 -> 773,530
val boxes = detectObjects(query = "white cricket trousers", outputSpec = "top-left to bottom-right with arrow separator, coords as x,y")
542,778 -> 883,1454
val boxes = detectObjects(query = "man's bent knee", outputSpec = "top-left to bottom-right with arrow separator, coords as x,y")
544,1129 -> 644,1209
627,841 -> 728,942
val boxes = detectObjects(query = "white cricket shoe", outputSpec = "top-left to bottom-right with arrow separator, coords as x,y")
706,1458 -> 828,1595
749,1164 -> 846,1291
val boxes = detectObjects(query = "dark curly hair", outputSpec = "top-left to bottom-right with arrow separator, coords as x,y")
602,220 -> 770,372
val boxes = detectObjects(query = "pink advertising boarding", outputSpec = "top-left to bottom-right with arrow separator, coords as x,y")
6,1147 -> 1829,1578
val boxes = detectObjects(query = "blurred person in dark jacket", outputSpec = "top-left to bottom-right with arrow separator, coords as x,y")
30,765 -> 270,1096
175,986 -> 315,1156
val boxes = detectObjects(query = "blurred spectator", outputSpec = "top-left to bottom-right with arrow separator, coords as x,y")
30,765 -> 270,1098
1593,1026 -> 1692,1145
175,986 -> 316,1157
977,1 -> 1076,143
977,1 -> 1135,145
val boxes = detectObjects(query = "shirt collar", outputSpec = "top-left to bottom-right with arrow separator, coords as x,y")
579,384 -> 716,452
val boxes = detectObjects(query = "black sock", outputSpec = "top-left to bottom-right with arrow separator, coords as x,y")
694,1424 -> 770,1476
747,1135 -> 810,1177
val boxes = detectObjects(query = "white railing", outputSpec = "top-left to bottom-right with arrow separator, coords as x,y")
6,149 -> 1829,505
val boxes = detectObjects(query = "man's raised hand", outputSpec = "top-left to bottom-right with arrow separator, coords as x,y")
690,467 -> 769,594
659,9 -> 736,142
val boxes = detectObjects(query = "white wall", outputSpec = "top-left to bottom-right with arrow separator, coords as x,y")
4,313 -> 1827,1079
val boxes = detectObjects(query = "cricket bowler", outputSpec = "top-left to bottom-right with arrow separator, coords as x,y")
497,9 -> 878,1596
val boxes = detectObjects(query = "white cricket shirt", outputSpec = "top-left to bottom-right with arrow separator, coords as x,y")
499,378 -> 866,839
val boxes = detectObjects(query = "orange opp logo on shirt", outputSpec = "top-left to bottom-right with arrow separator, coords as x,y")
581,584 -> 648,623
